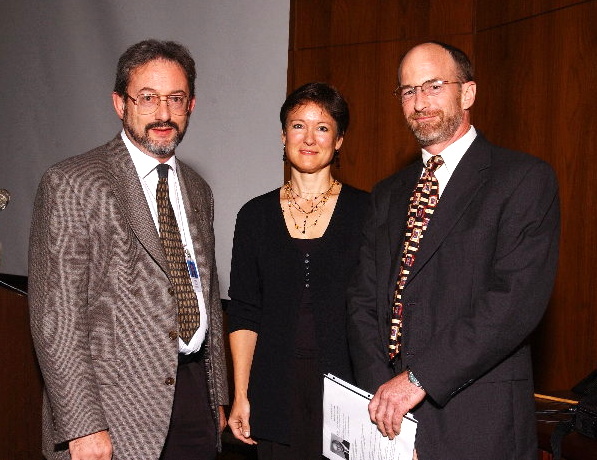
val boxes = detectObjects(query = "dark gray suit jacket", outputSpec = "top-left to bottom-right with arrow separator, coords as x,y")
348,134 -> 560,460
29,135 -> 228,459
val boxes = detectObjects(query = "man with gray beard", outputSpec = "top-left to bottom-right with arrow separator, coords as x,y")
347,42 -> 560,459
29,39 -> 228,460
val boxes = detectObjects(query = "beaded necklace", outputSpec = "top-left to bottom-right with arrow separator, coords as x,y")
283,179 -> 339,234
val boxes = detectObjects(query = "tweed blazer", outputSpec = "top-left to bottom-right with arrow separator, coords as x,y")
28,134 -> 228,460
348,134 -> 560,460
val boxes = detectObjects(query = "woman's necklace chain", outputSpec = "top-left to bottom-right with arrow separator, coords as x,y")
283,179 -> 339,234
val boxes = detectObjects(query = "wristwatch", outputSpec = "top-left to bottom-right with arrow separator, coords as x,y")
407,368 -> 424,389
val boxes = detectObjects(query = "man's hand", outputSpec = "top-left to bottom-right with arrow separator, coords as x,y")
68,430 -> 112,460
368,371 -> 425,440
228,396 -> 257,445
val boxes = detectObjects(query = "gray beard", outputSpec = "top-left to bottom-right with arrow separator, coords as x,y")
410,109 -> 463,147
123,109 -> 187,157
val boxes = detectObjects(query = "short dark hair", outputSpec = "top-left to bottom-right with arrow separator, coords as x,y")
280,82 -> 349,137
429,41 -> 474,82
113,39 -> 196,98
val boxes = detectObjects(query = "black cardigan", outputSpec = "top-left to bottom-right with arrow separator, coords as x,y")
227,184 -> 369,444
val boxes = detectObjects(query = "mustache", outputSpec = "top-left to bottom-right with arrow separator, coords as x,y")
145,121 -> 180,132
409,110 -> 442,121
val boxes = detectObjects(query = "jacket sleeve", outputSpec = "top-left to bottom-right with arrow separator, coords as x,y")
227,201 -> 263,334
347,187 -> 395,393
204,187 -> 229,407
28,167 -> 108,444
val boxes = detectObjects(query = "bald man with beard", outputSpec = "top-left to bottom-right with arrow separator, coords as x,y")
348,42 -> 560,460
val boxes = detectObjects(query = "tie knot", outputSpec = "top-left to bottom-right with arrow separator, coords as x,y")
426,155 -> 444,172
156,163 -> 169,180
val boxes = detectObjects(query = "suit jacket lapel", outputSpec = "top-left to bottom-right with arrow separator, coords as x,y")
404,135 -> 491,284
107,135 -> 169,275
177,161 -> 213,308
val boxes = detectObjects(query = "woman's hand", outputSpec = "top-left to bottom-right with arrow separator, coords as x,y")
228,396 -> 257,445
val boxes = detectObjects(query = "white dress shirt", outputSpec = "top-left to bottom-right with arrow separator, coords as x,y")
122,130 -> 207,353
421,125 -> 477,197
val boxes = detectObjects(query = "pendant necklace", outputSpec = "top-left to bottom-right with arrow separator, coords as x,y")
283,179 -> 339,234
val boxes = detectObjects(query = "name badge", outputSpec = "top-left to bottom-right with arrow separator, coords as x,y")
185,249 -> 202,292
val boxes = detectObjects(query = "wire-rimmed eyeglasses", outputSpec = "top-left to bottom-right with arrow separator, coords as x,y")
393,80 -> 462,103
125,92 -> 190,115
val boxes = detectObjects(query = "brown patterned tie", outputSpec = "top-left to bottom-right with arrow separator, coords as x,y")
156,163 -> 200,344
389,155 -> 444,361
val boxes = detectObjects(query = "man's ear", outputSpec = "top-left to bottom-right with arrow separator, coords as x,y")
112,92 -> 125,120
187,96 -> 196,115
461,81 -> 476,110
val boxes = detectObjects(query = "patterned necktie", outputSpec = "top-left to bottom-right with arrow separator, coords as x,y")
388,155 -> 444,361
156,163 -> 200,344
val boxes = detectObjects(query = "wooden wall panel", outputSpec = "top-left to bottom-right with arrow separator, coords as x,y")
291,0 -> 474,49
476,0 -> 585,31
0,287 -> 42,459
376,0 -> 475,41
474,1 -> 597,391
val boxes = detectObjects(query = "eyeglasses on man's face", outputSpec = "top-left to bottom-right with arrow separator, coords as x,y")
125,92 -> 190,116
393,80 -> 462,103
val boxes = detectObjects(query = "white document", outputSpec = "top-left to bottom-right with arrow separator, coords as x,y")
323,374 -> 417,460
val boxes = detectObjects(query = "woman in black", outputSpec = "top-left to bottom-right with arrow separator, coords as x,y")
227,82 -> 369,459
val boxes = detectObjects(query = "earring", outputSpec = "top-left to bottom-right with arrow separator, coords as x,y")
282,144 -> 287,163
333,149 -> 340,168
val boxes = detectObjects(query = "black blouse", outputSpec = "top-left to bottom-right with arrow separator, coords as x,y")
227,184 -> 369,444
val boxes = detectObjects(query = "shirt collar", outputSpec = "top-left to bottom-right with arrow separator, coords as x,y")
121,129 -> 177,179
422,125 -> 477,174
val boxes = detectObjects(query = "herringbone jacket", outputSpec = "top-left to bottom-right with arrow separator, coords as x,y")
28,134 -> 228,459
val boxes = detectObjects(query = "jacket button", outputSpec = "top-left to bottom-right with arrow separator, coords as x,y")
168,287 -> 175,296
169,331 -> 178,340
165,377 -> 175,385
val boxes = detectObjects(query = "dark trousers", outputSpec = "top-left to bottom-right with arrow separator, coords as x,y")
160,351 -> 217,460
